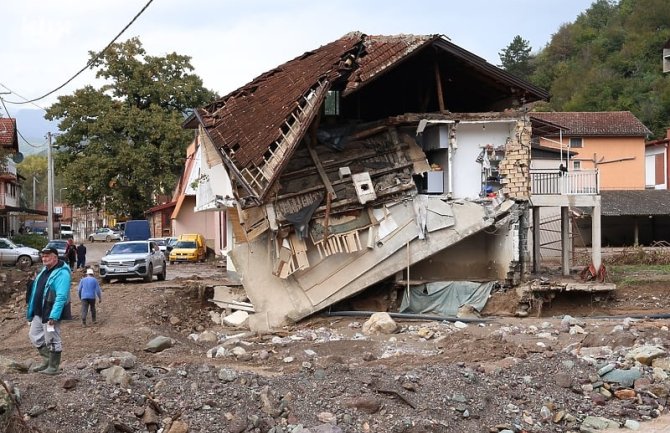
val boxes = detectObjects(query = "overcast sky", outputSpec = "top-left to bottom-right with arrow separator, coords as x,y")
1,0 -> 594,112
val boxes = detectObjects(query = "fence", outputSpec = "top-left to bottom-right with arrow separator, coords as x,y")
530,169 -> 599,195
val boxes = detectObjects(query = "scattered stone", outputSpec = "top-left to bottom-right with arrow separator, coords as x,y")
627,345 -> 666,365
222,310 -> 249,327
144,336 -> 174,353
167,420 -> 188,433
198,330 -> 219,344
317,412 -> 337,424
217,368 -> 238,383
344,396 -> 381,414
100,365 -> 132,388
62,377 -> 78,389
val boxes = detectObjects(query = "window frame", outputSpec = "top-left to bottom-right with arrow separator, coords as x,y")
569,137 -> 583,148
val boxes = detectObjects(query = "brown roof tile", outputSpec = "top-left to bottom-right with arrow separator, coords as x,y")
0,118 -> 19,150
530,111 -> 651,137
199,32 -> 364,169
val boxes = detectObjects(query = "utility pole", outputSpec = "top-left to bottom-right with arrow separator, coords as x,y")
47,132 -> 54,241
32,175 -> 39,210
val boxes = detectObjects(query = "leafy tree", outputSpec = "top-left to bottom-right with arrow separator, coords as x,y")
498,35 -> 534,80
46,38 -> 217,218
17,154 -> 47,209
528,0 -> 670,138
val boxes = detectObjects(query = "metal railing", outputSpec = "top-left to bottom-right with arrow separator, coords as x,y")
530,169 -> 599,195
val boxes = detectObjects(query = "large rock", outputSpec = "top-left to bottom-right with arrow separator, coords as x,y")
144,336 -> 174,353
362,312 -> 397,335
100,365 -> 132,387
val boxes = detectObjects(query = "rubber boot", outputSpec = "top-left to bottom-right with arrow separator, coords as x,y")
40,351 -> 62,375
31,345 -> 50,372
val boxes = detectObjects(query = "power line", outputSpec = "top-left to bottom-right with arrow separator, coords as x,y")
1,0 -> 155,106
0,96 -> 45,149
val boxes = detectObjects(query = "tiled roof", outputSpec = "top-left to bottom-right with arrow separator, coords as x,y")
198,32 -> 365,169
600,190 -> 670,216
197,32 -> 550,202
530,112 -> 651,137
0,118 -> 18,150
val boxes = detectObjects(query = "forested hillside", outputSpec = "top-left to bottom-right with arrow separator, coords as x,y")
505,0 -> 670,138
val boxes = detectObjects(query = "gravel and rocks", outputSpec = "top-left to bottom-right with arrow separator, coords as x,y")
2,263 -> 670,432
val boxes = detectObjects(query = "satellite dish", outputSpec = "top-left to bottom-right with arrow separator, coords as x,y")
12,152 -> 24,163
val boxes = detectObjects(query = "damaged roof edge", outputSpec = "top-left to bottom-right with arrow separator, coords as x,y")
433,38 -> 549,101
341,34 -> 442,97
192,111 -> 259,205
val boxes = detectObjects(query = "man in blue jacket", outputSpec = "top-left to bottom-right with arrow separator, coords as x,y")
26,246 -> 72,375
78,268 -> 102,326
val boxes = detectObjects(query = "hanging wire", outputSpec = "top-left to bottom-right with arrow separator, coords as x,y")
0,96 -> 46,149
1,0 -> 155,105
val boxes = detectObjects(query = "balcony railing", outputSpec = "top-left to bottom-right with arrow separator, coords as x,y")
530,169 -> 599,195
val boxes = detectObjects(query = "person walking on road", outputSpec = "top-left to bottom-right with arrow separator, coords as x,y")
76,242 -> 87,269
78,268 -> 102,326
65,239 -> 77,271
26,246 -> 72,375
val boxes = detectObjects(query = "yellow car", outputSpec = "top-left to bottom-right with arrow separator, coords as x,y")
168,234 -> 207,264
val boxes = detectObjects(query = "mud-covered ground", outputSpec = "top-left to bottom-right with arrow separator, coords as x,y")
2,258 -> 670,433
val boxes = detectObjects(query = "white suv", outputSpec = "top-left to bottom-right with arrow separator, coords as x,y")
99,240 -> 167,283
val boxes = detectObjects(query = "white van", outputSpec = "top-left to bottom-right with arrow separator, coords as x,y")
60,224 -> 73,239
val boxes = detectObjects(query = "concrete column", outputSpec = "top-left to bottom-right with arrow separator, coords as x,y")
591,198 -> 602,269
633,217 -> 639,246
532,206 -> 541,274
561,206 -> 570,276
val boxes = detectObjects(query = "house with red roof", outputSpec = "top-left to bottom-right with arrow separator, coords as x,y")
0,117 -> 30,235
530,111 -> 665,248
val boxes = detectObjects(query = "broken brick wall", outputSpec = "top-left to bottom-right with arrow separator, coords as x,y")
499,119 -> 532,200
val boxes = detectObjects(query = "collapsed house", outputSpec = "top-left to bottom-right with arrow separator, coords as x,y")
187,32 -> 553,330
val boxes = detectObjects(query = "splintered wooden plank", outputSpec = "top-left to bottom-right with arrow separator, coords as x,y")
290,233 -> 310,270
307,143 -> 337,199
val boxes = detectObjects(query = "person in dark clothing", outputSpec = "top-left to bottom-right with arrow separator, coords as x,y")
65,239 -> 77,270
76,242 -> 87,269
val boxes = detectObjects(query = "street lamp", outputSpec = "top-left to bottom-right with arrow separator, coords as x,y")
59,187 -> 68,204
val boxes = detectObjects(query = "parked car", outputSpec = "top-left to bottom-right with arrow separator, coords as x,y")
88,227 -> 122,242
169,233 -> 207,264
99,240 -> 167,283
148,237 -> 168,257
44,239 -> 68,261
0,237 -> 40,267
